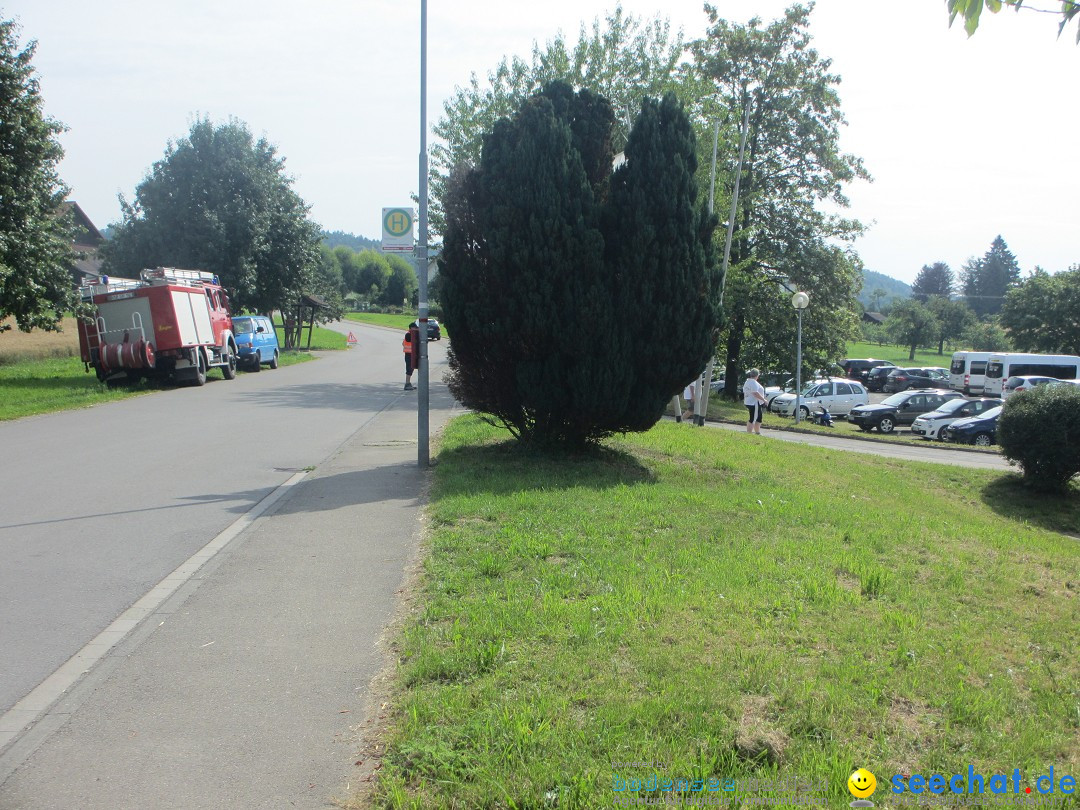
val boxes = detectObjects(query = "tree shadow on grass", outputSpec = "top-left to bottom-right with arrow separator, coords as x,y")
434,438 -> 656,498
980,474 -> 1080,538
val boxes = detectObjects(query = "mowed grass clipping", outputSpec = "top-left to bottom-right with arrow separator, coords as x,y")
369,416 -> 1079,809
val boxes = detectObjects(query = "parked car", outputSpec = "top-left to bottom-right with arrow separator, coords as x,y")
773,378 -> 869,419
942,405 -> 1003,446
910,397 -> 1001,440
842,358 -> 895,383
410,319 -> 442,341
882,367 -> 950,393
1002,375 -> 1059,399
231,315 -> 280,371
865,365 -> 897,393
847,388 -> 963,433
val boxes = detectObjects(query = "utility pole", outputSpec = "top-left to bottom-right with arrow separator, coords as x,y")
417,0 -> 430,467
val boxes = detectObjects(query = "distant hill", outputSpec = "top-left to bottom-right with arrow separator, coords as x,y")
859,269 -> 911,310
321,231 -> 380,252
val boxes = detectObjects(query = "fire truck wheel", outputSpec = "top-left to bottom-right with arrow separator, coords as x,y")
269,349 -> 279,369
193,350 -> 207,387
222,342 -> 237,380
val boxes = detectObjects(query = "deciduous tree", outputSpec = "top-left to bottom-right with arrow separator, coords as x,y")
886,299 -> 940,360
927,295 -> 975,354
0,18 -> 78,334
999,265 -> 1080,354
692,4 -> 868,395
102,118 -> 326,317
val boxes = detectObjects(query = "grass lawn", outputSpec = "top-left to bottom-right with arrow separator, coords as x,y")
847,340 -> 956,369
364,416 -> 1079,809
0,325 -> 347,421
344,312 -> 445,336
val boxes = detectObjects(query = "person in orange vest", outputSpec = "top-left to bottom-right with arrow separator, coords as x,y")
402,331 -> 415,391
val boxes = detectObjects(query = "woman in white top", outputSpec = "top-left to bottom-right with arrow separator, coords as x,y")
742,368 -> 767,434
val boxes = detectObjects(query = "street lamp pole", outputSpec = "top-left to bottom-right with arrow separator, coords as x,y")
792,291 -> 809,424
417,0 -> 429,467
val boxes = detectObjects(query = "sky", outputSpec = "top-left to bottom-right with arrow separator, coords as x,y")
6,0 -> 1078,285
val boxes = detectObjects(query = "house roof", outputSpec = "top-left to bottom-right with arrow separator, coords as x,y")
862,311 -> 886,324
64,201 -> 105,248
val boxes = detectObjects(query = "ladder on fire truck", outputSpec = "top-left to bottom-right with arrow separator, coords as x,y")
141,267 -> 219,286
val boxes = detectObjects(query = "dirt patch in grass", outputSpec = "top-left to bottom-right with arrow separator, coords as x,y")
735,696 -> 789,766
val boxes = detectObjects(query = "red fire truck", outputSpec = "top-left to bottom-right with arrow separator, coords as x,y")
78,267 -> 238,386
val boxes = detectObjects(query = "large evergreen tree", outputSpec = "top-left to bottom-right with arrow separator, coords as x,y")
960,235 -> 1021,318
0,18 -> 78,334
441,83 -> 717,447
911,262 -> 955,301
102,118 -> 327,316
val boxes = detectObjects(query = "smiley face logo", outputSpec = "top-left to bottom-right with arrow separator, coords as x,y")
847,768 -> 877,799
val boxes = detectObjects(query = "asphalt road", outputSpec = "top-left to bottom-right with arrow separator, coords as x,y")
0,321 -> 439,717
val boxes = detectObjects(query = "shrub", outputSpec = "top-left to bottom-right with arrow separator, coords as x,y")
997,384 -> 1080,492
440,83 -> 718,448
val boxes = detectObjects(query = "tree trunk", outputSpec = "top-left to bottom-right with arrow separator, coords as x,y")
908,343 -> 916,361
723,308 -> 746,401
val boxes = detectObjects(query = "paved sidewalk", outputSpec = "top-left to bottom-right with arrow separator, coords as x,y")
0,383 -> 459,809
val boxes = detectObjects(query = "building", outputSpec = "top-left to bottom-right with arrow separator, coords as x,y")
65,201 -> 105,286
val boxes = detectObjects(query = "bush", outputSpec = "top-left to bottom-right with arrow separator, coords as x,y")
997,384 -> 1080,492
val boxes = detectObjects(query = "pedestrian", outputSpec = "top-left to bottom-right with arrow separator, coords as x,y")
402,330 -> 415,391
743,368 -> 767,434
682,381 -> 696,421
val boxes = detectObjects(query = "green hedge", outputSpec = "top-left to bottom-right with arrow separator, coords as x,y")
998,384 -> 1080,491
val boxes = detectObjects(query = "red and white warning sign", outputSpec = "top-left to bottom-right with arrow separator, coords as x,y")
346,331 -> 358,347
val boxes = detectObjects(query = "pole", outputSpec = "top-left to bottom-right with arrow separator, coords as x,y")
417,0 -> 430,467
693,121 -> 721,427
795,308 -> 803,424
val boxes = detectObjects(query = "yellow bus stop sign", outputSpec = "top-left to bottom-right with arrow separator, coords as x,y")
382,207 -> 415,251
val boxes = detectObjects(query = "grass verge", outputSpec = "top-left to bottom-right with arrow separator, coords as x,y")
0,325 -> 349,421
365,415 -> 1079,809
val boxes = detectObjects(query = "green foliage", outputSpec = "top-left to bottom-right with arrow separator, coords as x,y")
998,384 -> 1080,491
961,318 -> 1012,352
441,83 -> 717,448
885,299 -> 940,360
320,230 -> 379,252
960,235 -> 1022,318
1000,265 -> 1080,355
101,118 -> 326,317
0,19 -> 79,335
431,7 -> 686,237
694,5 -> 869,396
947,0 -> 1080,43
911,261 -> 955,300
927,295 -> 975,355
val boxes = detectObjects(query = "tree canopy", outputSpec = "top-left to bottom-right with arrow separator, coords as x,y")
441,82 -> 717,447
999,265 -> 1080,354
102,118 -> 330,316
693,4 -> 868,393
960,235 -> 1021,318
0,18 -> 78,334
911,262 -> 955,301
431,8 -> 686,237
947,0 -> 1080,43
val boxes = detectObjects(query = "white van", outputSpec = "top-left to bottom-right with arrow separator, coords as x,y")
984,353 -> 1080,397
949,351 -> 998,395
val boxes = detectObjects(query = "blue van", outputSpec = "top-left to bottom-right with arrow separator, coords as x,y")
231,315 -> 280,371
